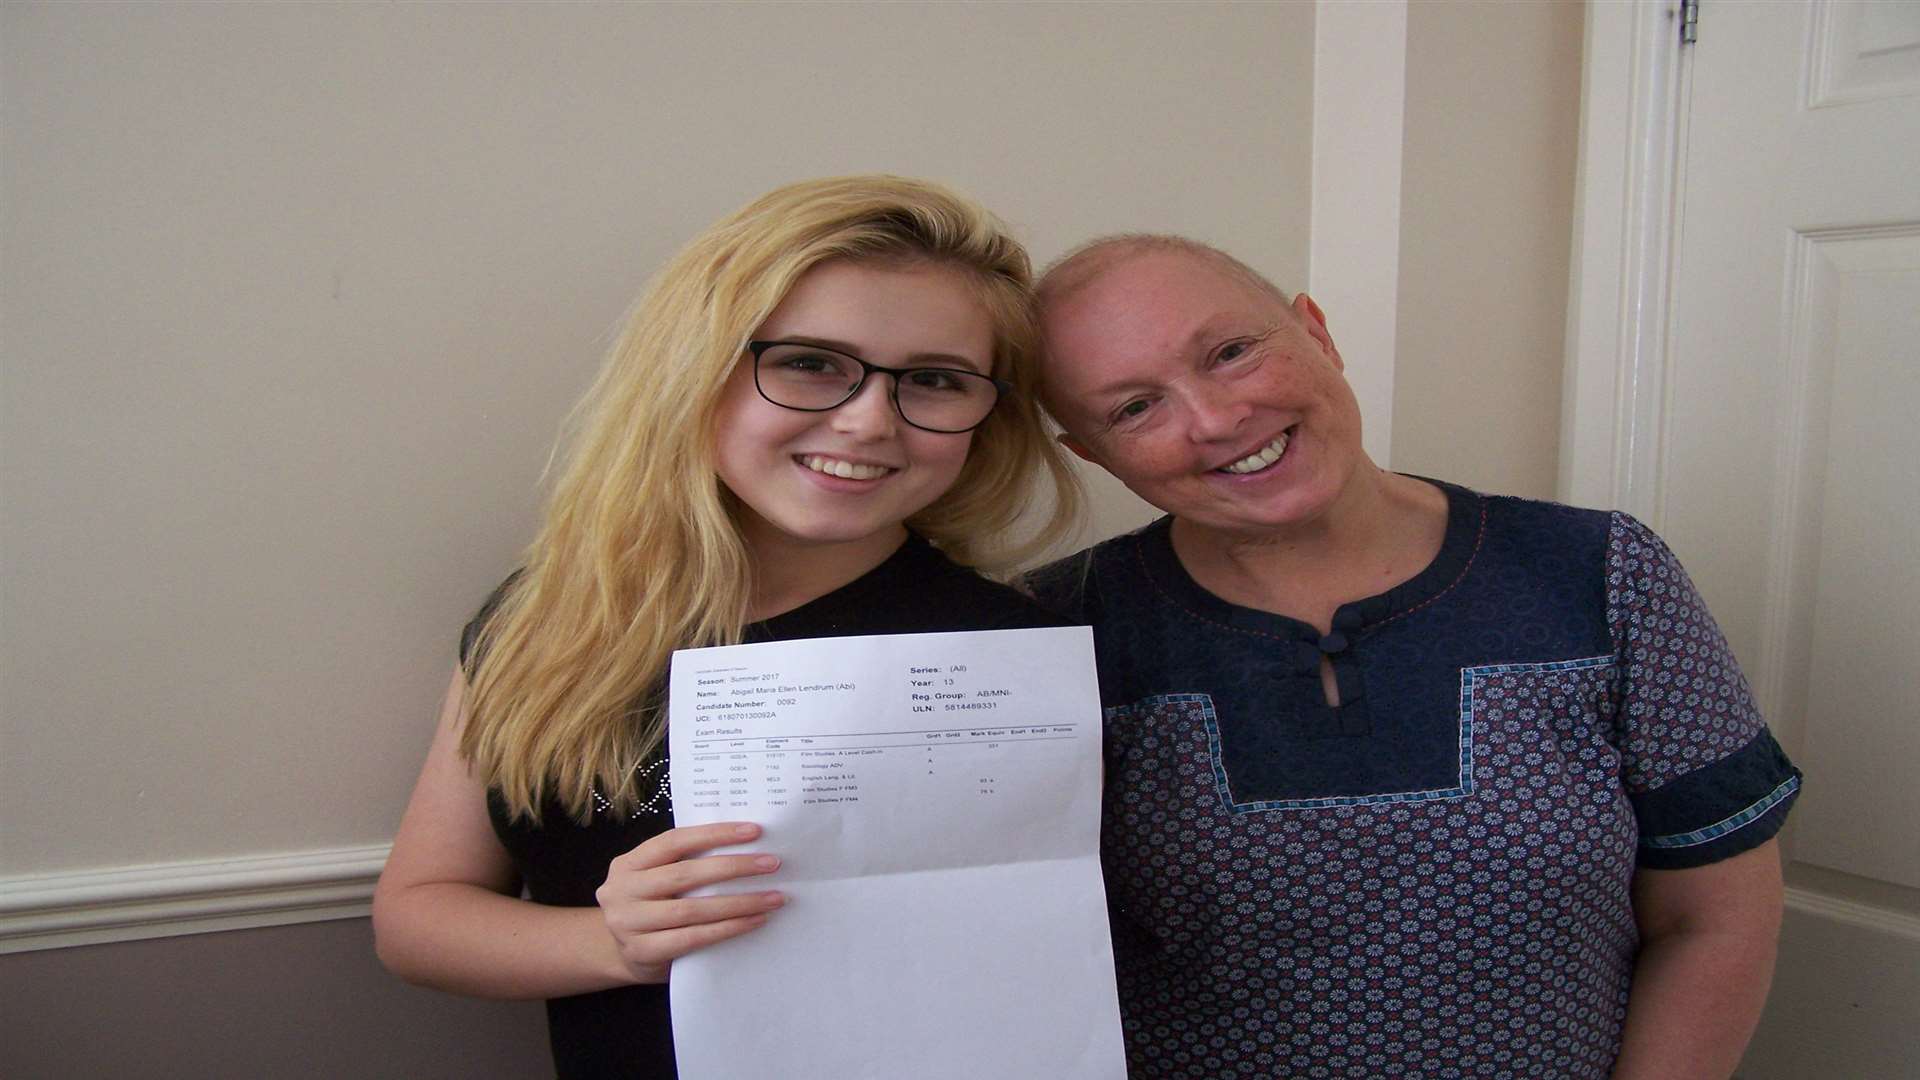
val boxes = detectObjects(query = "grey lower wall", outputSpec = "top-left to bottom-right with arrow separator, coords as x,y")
1737,905 -> 1920,1080
1,906 -> 1849,1079
0,920 -> 550,1080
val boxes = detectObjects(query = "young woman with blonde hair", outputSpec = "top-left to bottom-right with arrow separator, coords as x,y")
372,175 -> 1077,1077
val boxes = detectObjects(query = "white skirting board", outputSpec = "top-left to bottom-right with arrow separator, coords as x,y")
1783,886 -> 1920,943
7,844 -> 1917,956
0,845 -> 390,953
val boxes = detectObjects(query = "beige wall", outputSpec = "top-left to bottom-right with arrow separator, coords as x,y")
1389,0 -> 1584,499
2,2 -> 1315,1073
2,1 -> 1310,879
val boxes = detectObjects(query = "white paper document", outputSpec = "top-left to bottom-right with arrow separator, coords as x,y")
667,626 -> 1124,1080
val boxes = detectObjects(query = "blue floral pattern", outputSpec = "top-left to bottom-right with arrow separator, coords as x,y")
1030,483 -> 1800,1077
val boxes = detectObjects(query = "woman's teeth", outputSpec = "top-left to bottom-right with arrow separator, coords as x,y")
1221,434 -> 1290,475
801,455 -> 892,480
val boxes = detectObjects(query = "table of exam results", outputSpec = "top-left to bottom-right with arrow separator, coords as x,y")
677,659 -> 1081,813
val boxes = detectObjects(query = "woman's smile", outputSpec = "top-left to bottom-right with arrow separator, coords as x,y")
796,453 -> 897,482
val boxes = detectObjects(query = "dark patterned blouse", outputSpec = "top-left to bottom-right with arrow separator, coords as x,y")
1027,480 -> 1800,1079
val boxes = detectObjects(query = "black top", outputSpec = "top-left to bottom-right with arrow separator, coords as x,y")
461,535 -> 1066,1079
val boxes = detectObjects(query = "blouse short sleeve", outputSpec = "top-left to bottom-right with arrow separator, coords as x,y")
1606,512 -> 1801,869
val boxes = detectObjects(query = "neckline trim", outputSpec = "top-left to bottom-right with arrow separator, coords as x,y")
1128,478 -> 1487,643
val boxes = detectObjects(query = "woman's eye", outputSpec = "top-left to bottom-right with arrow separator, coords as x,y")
902,369 -> 965,393
779,353 -> 841,376
1215,340 -> 1253,364
1116,399 -> 1152,421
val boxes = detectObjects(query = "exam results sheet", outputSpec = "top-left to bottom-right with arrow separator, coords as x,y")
667,626 -> 1124,1080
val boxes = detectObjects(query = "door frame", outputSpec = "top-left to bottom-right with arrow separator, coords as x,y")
1561,0 -> 1920,947
1309,0 -> 1407,468
1559,0 -> 1690,523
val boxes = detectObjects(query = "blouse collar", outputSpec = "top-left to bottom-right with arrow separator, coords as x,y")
1129,477 -> 1485,642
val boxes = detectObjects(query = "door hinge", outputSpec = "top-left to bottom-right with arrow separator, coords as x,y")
1680,0 -> 1700,46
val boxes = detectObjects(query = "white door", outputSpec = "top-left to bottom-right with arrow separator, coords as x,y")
1647,2 -> 1920,1075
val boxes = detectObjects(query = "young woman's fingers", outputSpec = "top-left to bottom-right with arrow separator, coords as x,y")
645,852 -> 782,898
617,912 -> 776,969
617,822 -> 762,872
597,852 -> 782,907
607,891 -> 786,937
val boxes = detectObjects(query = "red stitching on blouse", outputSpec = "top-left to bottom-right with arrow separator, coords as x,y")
1130,533 -> 1297,642
1130,499 -> 1489,640
1370,499 -> 1488,630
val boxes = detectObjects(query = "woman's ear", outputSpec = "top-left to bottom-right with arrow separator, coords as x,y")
1291,292 -> 1343,371
1058,431 -> 1100,466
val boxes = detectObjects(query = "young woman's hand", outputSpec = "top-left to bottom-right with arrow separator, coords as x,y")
596,822 -> 787,984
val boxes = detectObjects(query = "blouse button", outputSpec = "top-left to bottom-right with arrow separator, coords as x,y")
1318,631 -> 1349,655
1293,642 -> 1323,674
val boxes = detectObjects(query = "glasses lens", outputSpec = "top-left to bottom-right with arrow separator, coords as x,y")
754,344 -> 863,410
893,367 -> 1000,432
752,343 -> 1002,432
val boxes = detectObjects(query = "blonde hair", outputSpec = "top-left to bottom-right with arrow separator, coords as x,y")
462,175 -> 1079,822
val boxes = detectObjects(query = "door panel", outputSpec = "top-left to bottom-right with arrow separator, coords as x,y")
1659,2 -> 1920,1074
1792,237 -> 1920,891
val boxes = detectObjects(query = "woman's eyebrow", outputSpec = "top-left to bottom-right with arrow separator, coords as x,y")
1184,315 -> 1274,350
761,333 -> 862,354
1079,321 -> 1242,401
1078,322 -> 1280,409
1080,370 -> 1162,406
768,334 -> 989,373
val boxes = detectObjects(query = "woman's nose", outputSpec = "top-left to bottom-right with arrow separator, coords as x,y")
830,375 -> 900,440
1183,379 -> 1251,441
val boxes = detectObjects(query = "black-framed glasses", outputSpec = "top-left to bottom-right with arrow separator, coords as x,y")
747,340 -> 1009,434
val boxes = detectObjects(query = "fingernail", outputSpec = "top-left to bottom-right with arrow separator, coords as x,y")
753,855 -> 780,870
765,892 -> 787,907
734,824 -> 758,839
